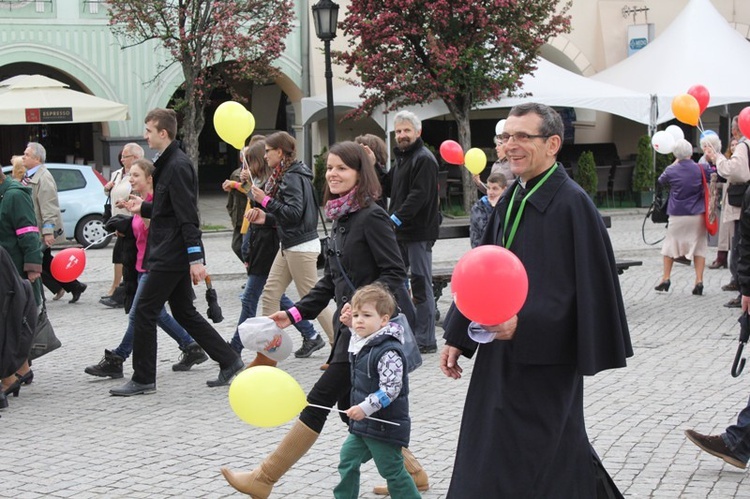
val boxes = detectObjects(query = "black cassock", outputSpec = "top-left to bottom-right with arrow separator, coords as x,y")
443,165 -> 633,498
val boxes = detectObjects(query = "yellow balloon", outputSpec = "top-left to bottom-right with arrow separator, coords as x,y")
228,366 -> 307,427
213,101 -> 256,150
464,148 -> 487,175
671,94 -> 700,127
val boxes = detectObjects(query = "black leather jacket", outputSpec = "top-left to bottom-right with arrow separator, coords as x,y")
264,160 -> 318,249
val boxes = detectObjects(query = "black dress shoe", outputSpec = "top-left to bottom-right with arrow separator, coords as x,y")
69,283 -> 87,303
206,357 -> 244,387
725,297 -> 742,308
418,345 -> 438,354
654,279 -> 671,292
109,380 -> 156,397
692,282 -> 704,296
99,297 -> 123,308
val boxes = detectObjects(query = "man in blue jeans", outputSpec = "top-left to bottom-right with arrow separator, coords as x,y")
385,110 -> 440,354
685,168 -> 750,468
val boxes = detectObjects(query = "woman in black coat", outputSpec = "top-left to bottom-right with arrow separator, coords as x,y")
221,141 -> 428,497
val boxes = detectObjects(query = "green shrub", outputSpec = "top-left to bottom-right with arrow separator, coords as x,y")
574,151 -> 597,196
633,135 -> 654,191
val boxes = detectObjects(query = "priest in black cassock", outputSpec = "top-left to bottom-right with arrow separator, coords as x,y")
440,102 -> 633,498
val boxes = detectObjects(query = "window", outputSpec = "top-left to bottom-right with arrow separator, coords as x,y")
49,168 -> 86,192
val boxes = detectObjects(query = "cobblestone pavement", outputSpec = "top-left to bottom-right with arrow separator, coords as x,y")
4,199 -> 750,498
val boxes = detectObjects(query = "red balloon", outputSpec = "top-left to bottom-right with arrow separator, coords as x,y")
439,140 -> 464,165
687,84 -> 710,114
739,107 -> 750,140
451,246 -> 528,325
50,248 -> 86,283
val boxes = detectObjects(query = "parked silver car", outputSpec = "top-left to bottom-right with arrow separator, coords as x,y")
3,163 -> 111,249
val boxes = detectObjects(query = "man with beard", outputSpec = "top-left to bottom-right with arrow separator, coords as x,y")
386,111 -> 440,354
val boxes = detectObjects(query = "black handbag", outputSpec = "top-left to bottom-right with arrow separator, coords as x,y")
103,196 -> 112,223
315,191 -> 330,270
28,299 -> 61,360
649,191 -> 669,224
727,183 -> 749,207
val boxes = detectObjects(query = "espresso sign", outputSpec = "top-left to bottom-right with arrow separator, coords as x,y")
25,107 -> 74,123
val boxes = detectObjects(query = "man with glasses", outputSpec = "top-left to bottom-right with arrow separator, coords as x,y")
440,103 -> 632,498
387,110 -> 439,354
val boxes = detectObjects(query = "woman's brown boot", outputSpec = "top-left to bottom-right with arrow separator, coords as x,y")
372,447 -> 429,495
246,352 -> 277,369
220,420 -> 319,498
709,250 -> 728,269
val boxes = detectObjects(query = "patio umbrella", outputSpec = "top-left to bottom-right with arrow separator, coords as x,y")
0,74 -> 128,124
205,275 -> 224,324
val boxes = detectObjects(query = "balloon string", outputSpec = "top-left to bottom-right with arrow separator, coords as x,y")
84,232 -> 115,251
241,150 -> 254,185
307,403 -> 401,426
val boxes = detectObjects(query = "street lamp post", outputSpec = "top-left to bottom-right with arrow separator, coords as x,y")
312,0 -> 340,147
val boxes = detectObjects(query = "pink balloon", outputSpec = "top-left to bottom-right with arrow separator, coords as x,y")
739,107 -> 750,140
439,140 -> 464,165
451,246 -> 528,325
50,247 -> 86,283
687,84 -> 710,114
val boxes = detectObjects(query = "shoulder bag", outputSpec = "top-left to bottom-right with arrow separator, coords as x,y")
28,296 -> 62,360
698,165 -> 718,236
330,235 -> 422,372
726,143 -> 750,207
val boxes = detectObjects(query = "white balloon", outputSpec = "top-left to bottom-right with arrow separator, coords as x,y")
665,125 -> 684,143
651,130 -> 676,155
495,119 -> 506,136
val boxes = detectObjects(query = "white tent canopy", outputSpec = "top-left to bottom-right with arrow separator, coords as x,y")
0,74 -> 129,125
301,58 -> 653,131
592,0 -> 750,125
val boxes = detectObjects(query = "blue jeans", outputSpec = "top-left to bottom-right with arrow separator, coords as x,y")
113,273 -> 196,360
723,394 -> 750,463
229,273 -> 318,353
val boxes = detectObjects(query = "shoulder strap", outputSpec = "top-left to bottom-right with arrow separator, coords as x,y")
331,235 -> 356,292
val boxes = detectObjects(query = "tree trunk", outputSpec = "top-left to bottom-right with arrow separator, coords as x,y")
453,109 -> 478,214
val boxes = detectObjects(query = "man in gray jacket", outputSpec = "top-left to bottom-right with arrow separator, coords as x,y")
23,142 -> 87,303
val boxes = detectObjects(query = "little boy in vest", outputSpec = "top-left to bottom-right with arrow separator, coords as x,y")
334,283 -> 421,499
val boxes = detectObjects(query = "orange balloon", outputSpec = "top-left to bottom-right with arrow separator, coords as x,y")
671,94 -> 700,126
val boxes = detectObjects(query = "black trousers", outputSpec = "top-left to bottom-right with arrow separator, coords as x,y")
131,269 -> 238,384
41,247 -> 83,294
299,361 -> 352,434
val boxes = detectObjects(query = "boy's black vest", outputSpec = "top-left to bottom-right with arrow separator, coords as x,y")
349,334 -> 410,447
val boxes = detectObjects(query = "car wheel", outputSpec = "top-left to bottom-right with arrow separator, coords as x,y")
75,214 -> 111,249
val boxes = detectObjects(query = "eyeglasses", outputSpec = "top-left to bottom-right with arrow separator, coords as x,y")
499,132 -> 551,143
264,148 -> 276,153
493,137 -> 504,146
121,154 -> 135,160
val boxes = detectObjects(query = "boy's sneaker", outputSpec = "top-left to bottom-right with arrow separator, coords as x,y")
172,343 -> 208,371
295,335 -> 326,358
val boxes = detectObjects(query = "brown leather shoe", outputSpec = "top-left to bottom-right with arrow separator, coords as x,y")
52,289 -> 65,301
685,429 -> 746,469
709,260 -> 728,269
722,281 -> 740,292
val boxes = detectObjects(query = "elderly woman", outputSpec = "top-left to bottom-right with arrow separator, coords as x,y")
472,133 -> 513,193
10,155 -> 26,181
699,134 -> 729,270
655,139 -> 714,295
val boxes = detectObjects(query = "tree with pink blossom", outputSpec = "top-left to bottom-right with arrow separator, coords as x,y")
337,0 -> 571,210
107,0 -> 294,168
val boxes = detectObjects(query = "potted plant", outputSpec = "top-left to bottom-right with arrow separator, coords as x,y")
574,151 -> 597,198
633,135 -> 655,207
